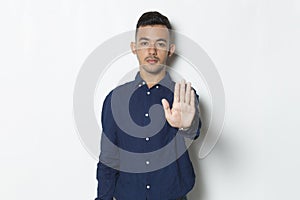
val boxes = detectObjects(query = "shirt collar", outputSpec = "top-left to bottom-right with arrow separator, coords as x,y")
134,71 -> 174,90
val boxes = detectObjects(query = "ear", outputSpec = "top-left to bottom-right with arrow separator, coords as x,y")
130,42 -> 137,54
168,44 -> 176,57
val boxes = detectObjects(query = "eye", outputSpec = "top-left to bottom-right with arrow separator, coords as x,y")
140,41 -> 149,46
157,42 -> 166,48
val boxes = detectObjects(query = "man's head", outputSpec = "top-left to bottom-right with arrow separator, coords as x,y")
136,11 -> 172,34
131,11 -> 175,76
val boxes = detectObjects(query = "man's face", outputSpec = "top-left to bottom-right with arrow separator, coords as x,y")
131,25 -> 175,75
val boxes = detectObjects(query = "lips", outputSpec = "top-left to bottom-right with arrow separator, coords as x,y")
146,58 -> 159,64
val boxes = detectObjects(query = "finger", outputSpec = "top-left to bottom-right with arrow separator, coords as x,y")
185,82 -> 191,105
191,89 -> 195,108
174,82 -> 180,102
161,99 -> 171,119
180,79 -> 186,103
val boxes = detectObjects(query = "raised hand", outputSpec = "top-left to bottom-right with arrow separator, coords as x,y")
161,79 -> 196,129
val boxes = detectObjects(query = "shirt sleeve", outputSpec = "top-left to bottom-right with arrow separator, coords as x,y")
95,91 -> 119,200
177,88 -> 202,139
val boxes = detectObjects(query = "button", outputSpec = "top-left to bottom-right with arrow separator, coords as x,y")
145,113 -> 149,117
145,137 -> 150,141
147,91 -> 150,95
138,84 -> 142,87
146,185 -> 150,189
156,85 -> 159,89
142,81 -> 146,85
146,161 -> 150,165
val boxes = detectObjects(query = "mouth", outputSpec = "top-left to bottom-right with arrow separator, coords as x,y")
146,58 -> 159,64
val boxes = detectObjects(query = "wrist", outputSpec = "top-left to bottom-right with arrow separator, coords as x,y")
179,127 -> 190,131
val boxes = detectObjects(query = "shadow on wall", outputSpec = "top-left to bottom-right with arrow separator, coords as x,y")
187,126 -> 240,200
188,142 -> 206,200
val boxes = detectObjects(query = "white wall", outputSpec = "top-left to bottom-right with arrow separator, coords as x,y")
0,0 -> 299,199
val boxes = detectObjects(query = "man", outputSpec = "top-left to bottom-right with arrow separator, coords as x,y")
96,11 -> 201,200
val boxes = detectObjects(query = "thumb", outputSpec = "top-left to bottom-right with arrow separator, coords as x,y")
161,98 -> 171,119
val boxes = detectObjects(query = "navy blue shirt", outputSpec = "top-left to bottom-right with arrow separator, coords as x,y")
96,72 -> 201,200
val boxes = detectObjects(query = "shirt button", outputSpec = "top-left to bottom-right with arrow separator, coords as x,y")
146,161 -> 150,165
145,113 -> 149,117
142,81 -> 146,85
146,185 -> 151,189
156,85 -> 159,89
147,91 -> 150,95
145,137 -> 150,141
138,84 -> 142,87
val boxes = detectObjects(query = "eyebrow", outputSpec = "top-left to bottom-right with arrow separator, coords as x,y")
138,37 -> 167,43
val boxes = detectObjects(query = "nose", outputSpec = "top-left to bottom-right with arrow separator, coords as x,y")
147,43 -> 157,55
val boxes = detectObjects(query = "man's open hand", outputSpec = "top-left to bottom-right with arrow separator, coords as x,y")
161,79 -> 196,129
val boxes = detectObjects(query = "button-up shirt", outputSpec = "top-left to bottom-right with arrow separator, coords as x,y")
96,72 -> 201,200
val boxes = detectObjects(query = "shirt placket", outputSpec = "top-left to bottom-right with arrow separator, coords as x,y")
141,81 -> 150,198
144,83 -> 161,199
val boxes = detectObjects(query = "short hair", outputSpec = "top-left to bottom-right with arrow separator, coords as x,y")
135,11 -> 173,42
136,11 -> 172,30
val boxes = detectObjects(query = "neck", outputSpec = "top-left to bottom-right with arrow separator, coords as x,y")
140,70 -> 166,88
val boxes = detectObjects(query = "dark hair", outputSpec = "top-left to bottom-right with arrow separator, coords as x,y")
136,11 -> 172,30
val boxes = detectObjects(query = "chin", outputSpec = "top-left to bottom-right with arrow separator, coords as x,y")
143,65 -> 165,74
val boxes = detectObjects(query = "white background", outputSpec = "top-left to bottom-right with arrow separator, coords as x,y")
0,0 -> 299,199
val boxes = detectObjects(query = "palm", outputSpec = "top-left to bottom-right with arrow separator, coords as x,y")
161,80 -> 196,129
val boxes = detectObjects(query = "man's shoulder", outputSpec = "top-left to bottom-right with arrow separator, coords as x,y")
115,80 -> 136,90
112,80 -> 136,94
104,80 -> 136,100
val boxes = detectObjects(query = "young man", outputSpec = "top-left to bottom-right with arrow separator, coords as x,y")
96,11 -> 201,200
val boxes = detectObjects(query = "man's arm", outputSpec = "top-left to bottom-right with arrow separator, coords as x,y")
96,92 -> 119,200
